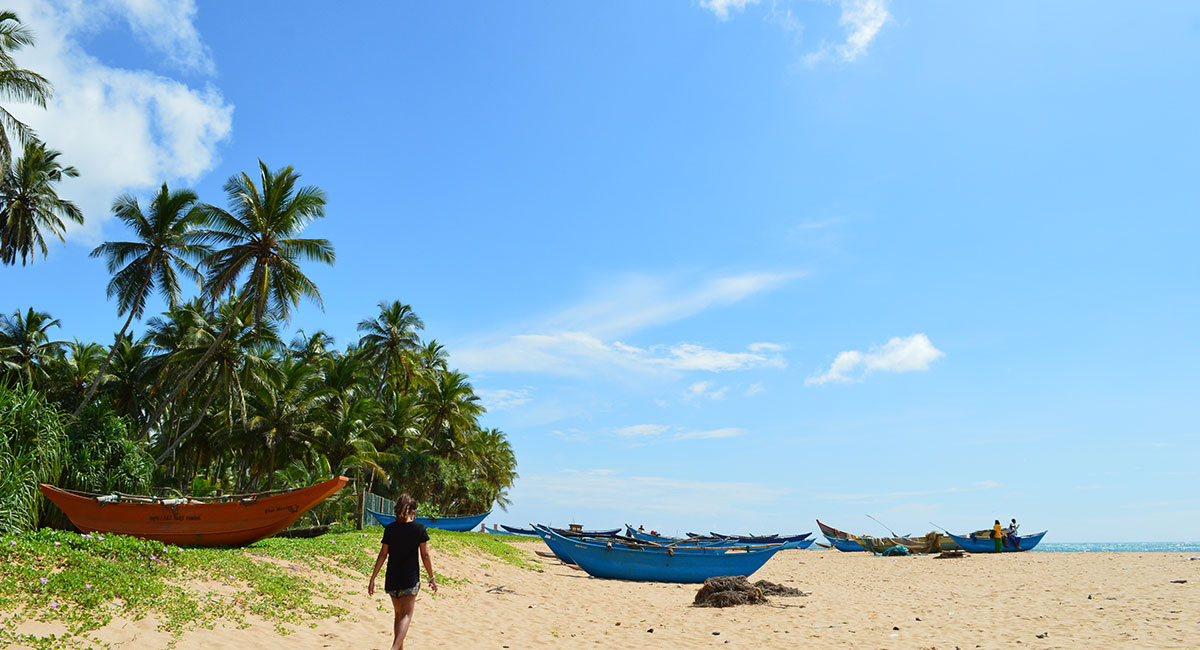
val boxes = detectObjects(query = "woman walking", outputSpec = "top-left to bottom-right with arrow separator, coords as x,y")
369,494 -> 438,650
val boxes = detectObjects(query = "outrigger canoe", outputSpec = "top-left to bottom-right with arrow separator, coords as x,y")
947,531 -> 1047,553
39,477 -> 348,547
535,526 -> 802,583
816,519 -> 866,552
367,508 -> 491,532
855,532 -> 960,554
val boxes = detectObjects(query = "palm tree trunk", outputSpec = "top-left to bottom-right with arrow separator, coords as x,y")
149,319 -> 235,463
72,270 -> 153,419
71,308 -> 137,418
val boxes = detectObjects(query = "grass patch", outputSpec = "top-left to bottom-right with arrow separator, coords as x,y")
0,525 -> 538,648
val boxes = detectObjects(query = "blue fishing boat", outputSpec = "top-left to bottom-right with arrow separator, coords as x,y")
947,531 -> 1047,553
712,532 -> 812,544
816,519 -> 866,552
498,524 -> 539,536
625,526 -> 686,543
535,526 -> 801,583
367,508 -> 491,532
549,526 -> 621,537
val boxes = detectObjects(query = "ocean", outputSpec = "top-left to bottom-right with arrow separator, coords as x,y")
1035,541 -> 1200,553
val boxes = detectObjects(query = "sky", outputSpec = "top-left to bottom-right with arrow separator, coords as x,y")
2,1 -> 1198,542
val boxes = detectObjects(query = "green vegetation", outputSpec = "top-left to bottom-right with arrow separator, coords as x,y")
0,526 -> 536,648
0,12 -> 517,536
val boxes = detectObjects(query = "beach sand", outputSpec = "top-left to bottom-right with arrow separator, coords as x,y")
14,541 -> 1200,649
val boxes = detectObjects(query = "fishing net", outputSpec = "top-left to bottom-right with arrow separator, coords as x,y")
693,576 -> 807,607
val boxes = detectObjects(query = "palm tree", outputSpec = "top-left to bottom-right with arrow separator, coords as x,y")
0,141 -> 81,265
463,427 -> 518,510
75,184 -> 209,416
244,355 -> 325,489
52,340 -> 106,411
0,307 -> 63,386
0,11 -> 51,171
357,301 -> 424,395
417,370 -> 485,458
319,395 -> 393,528
140,161 -> 335,440
200,160 -> 335,327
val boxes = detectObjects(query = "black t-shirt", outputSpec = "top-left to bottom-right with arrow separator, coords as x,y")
381,521 -> 429,591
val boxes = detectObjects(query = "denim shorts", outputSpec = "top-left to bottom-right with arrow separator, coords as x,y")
387,582 -> 420,598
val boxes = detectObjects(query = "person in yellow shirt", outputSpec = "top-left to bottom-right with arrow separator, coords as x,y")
991,520 -> 1003,552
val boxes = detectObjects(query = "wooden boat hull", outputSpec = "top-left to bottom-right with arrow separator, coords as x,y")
367,508 -> 491,531
497,525 -> 538,536
856,533 -> 957,554
816,519 -> 866,552
712,531 -> 812,544
536,526 -> 799,583
947,531 -> 1047,553
39,477 -> 348,547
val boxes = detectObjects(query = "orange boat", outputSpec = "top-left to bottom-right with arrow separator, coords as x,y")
39,476 -> 349,547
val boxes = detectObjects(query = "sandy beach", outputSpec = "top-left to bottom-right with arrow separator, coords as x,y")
13,538 -> 1198,650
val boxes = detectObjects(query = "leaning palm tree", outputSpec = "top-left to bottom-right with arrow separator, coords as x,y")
74,184 -> 209,416
139,161 -> 335,440
0,307 -> 63,386
0,141 -> 81,265
0,11 -> 51,172
357,301 -> 424,395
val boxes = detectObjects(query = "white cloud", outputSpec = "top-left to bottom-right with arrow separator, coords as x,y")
476,387 -> 533,410
611,423 -> 747,442
807,333 -> 943,385
682,380 -> 728,401
744,381 -> 765,396
109,0 -> 214,74
700,0 -> 760,21
804,0 -> 891,65
615,424 -> 671,438
511,469 -> 784,516
7,0 -> 232,242
674,427 -> 746,440
453,272 -> 795,377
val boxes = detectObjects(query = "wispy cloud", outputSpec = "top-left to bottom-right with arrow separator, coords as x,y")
806,333 -> 944,385
453,272 -> 795,377
816,480 -> 1000,504
511,469 -> 785,516
476,387 -> 533,410
612,423 -> 749,443
700,0 -> 760,21
682,380 -> 728,401
8,0 -> 233,242
803,0 -> 891,65
744,381 -> 766,396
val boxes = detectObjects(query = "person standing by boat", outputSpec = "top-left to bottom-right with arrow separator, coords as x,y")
991,519 -> 1003,553
368,494 -> 438,650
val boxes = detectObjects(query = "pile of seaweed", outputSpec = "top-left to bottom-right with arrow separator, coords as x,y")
693,576 -> 808,608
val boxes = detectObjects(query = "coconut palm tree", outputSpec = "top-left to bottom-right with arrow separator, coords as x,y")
199,161 -> 335,327
0,11 -> 51,172
140,161 -> 335,440
417,370 -> 485,458
0,307 -> 63,386
357,301 -> 424,395
51,340 -> 106,411
244,355 -> 325,489
75,184 -> 209,416
0,141 -> 81,265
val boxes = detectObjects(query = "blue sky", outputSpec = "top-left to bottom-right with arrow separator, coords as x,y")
3,1 -> 1199,541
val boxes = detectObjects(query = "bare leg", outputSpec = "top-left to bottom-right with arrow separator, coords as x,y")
389,594 -> 417,650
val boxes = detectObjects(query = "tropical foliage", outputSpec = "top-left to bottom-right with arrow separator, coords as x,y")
0,9 -> 518,534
